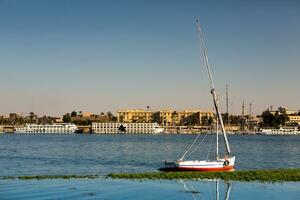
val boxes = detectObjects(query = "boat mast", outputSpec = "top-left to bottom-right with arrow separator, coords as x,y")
216,114 -> 219,159
195,18 -> 231,155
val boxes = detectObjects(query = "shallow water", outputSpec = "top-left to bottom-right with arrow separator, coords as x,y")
0,134 -> 299,176
0,134 -> 299,199
0,179 -> 299,200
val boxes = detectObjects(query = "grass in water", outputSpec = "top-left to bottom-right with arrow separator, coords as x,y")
108,169 -> 300,182
2,169 -> 299,182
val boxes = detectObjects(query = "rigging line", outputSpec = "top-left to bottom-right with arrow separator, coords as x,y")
206,133 -> 214,160
212,132 -> 217,160
185,134 -> 208,158
185,133 -> 208,159
179,134 -> 201,161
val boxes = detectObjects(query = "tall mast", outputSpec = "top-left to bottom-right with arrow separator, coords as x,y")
195,18 -> 231,155
216,115 -> 219,158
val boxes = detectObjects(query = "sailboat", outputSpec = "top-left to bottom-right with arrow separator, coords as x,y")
159,19 -> 235,172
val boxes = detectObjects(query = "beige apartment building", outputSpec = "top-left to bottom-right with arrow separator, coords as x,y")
158,109 -> 175,124
288,115 -> 300,125
269,107 -> 300,125
117,109 -> 214,125
117,109 -> 153,123
159,109 -> 214,125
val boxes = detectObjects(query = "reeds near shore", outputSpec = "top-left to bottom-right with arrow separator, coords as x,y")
108,169 -> 300,182
2,169 -> 299,182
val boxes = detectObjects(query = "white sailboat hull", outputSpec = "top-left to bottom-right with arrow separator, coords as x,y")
160,156 -> 235,172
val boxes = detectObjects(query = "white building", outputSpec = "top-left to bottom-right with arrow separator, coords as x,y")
92,122 -> 164,134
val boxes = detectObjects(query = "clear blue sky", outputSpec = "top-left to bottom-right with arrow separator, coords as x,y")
0,0 -> 299,116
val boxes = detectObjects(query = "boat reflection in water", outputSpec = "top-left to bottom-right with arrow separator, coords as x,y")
1,177 -> 299,199
181,180 -> 231,200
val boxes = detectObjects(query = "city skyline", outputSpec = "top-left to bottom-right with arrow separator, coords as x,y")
0,0 -> 299,116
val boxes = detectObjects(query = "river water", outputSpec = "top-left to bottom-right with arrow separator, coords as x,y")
0,134 -> 299,199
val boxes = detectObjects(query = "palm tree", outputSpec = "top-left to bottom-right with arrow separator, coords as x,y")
29,112 -> 35,123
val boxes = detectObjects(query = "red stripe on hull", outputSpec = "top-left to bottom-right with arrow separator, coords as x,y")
160,166 -> 234,172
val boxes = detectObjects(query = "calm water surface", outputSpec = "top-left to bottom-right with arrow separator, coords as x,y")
0,134 -> 299,200
0,134 -> 299,176
0,179 -> 299,200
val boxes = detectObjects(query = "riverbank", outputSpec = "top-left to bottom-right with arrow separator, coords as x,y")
108,169 -> 300,182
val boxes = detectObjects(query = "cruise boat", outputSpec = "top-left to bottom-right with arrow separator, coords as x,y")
92,122 -> 164,134
15,123 -> 78,133
260,126 -> 300,135
159,19 -> 235,172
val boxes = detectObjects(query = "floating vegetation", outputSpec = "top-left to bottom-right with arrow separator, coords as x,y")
108,169 -> 300,182
2,174 -> 100,180
2,169 -> 300,182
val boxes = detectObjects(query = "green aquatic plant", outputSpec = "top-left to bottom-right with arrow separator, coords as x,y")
2,169 -> 299,182
108,169 -> 300,182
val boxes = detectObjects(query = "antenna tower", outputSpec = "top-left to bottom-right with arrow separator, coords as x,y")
226,84 -> 229,125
